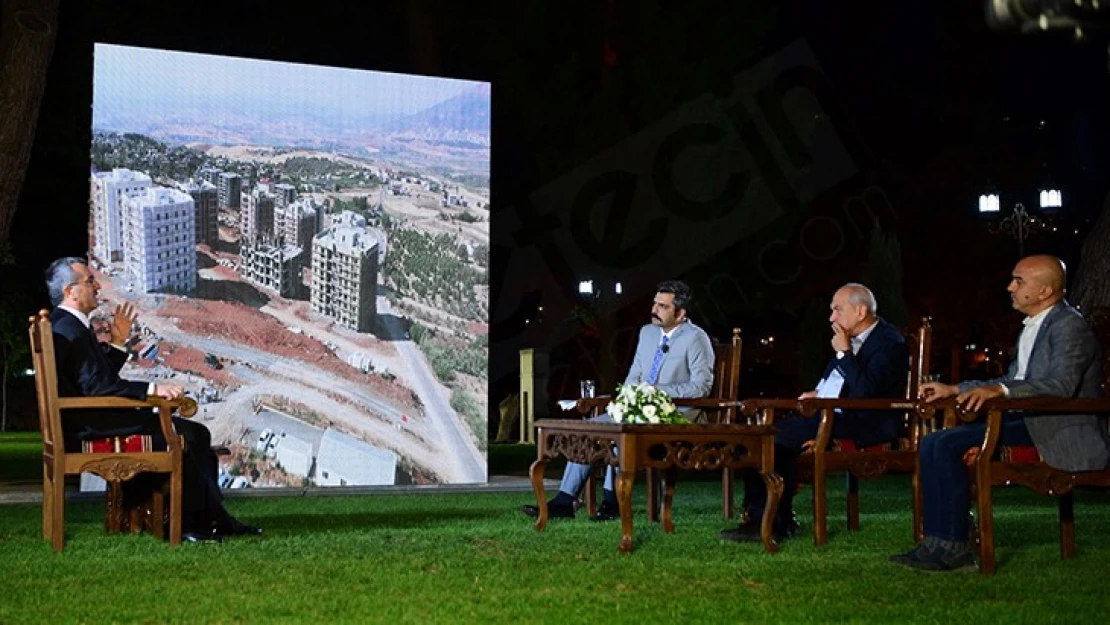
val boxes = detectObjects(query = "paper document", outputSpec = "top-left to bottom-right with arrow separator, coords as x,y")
815,370 -> 845,399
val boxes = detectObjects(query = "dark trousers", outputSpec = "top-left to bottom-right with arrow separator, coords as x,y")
741,414 -> 817,528
918,416 -> 1033,541
741,412 -> 899,529
66,411 -> 228,532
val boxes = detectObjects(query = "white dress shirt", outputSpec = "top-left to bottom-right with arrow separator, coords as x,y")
1015,306 -> 1051,381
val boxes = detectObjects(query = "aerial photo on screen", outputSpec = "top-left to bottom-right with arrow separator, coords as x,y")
87,44 -> 489,488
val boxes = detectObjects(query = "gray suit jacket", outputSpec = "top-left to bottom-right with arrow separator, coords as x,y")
624,320 -> 715,400
959,301 -> 1109,471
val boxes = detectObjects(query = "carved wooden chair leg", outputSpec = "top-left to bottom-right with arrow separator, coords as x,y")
661,467 -> 678,533
722,468 -> 734,519
128,503 -> 143,534
105,480 -> 124,534
151,485 -> 166,539
42,467 -> 53,542
584,472 -> 598,516
813,460 -> 829,546
976,481 -> 997,575
50,479 -> 65,552
646,468 -> 659,522
168,470 -> 183,547
1059,493 -> 1076,560
912,460 -> 924,542
846,473 -> 861,531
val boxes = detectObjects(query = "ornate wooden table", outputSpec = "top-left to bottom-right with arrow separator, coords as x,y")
529,419 -> 782,554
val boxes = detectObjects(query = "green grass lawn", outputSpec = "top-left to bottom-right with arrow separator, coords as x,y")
0,431 -> 44,482
4,434 -> 1110,622
3,470 -> 1110,623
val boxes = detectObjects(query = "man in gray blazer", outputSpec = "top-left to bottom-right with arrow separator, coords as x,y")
521,280 -> 715,521
892,254 -> 1108,572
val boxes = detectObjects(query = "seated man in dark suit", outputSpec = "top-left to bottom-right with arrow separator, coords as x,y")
46,256 -> 261,542
721,283 -> 908,542
893,254 -> 1109,571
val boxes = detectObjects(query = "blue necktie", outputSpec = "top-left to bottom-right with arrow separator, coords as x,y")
646,335 -> 669,385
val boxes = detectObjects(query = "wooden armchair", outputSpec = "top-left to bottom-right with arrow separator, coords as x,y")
737,317 -> 937,545
30,310 -> 195,551
575,328 -> 742,519
921,397 -> 1110,574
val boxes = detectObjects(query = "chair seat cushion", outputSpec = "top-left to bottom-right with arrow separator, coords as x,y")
999,445 -> 1043,463
81,434 -> 155,453
962,444 -> 1044,466
830,437 -> 912,453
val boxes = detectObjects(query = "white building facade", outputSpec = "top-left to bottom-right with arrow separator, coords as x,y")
90,168 -> 152,263
122,186 -> 197,293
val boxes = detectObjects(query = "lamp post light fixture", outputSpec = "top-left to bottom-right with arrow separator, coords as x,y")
577,278 -> 623,298
1039,187 -> 1062,209
978,192 -> 1000,214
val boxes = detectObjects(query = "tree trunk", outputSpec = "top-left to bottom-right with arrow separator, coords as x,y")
1073,192 -> 1110,391
0,0 -> 59,249
1073,191 -> 1110,312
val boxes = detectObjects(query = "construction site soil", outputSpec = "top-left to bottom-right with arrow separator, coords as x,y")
156,298 -> 419,411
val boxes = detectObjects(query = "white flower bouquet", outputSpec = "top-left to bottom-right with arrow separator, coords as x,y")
605,383 -> 689,424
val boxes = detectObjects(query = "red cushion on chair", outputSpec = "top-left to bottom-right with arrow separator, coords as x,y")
830,438 -> 907,453
1000,445 -> 1043,463
81,435 -> 154,454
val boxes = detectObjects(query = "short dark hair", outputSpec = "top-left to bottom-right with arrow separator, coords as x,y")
656,280 -> 692,312
45,256 -> 87,306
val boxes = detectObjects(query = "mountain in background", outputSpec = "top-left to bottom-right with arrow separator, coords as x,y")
92,83 -> 490,175
380,85 -> 491,148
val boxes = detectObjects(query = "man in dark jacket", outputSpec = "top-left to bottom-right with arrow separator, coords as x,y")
46,256 -> 261,542
721,283 -> 908,542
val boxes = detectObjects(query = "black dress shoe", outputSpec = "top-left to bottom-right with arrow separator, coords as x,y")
520,502 -> 575,519
183,530 -> 224,543
777,518 -> 801,539
719,518 -> 800,542
589,501 -> 620,522
719,519 -> 762,542
217,517 -> 263,536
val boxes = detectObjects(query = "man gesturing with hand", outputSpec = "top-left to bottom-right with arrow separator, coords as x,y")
46,257 -> 260,542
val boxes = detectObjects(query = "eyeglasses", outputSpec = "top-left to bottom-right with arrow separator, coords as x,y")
68,275 -> 98,288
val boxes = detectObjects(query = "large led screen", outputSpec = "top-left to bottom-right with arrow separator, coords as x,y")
88,44 -> 490,488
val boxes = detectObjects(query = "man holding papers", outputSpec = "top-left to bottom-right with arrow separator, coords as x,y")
721,283 -> 908,542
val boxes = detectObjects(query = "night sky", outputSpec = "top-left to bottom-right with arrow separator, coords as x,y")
11,0 -> 1109,412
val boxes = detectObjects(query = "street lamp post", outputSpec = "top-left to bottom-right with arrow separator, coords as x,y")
978,187 -> 1061,257
578,278 -> 623,394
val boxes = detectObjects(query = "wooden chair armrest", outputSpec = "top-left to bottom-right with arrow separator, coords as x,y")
57,396 -> 160,411
56,395 -> 197,415
575,396 -> 613,416
738,398 -> 801,415
671,397 -> 740,409
795,397 -> 920,416
925,397 -> 1110,425
977,397 -> 1110,412
57,396 -> 195,452
736,398 -> 799,426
